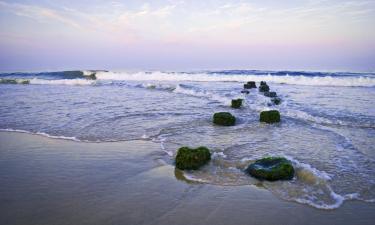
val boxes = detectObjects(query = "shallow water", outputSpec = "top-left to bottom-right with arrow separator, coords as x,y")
0,70 -> 375,209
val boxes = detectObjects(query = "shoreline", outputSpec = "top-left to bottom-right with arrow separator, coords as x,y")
1,131 -> 375,225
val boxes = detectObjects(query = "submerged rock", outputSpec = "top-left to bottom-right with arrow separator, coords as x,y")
175,146 -> 211,170
259,84 -> 270,92
241,90 -> 250,94
260,110 -> 280,123
244,81 -> 256,89
245,157 -> 294,181
231,99 -> 243,109
86,73 -> 97,80
213,112 -> 236,126
264,91 -> 277,97
271,97 -> 282,105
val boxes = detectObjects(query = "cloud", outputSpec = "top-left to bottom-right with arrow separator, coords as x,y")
0,1 -> 81,28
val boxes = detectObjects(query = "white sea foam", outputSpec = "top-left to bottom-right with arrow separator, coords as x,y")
29,78 -> 95,86
95,71 -> 375,87
264,156 -> 348,209
174,84 -> 231,105
0,128 -> 81,141
212,152 -> 227,159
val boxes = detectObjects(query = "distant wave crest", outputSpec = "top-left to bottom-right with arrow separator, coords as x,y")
95,71 -> 375,87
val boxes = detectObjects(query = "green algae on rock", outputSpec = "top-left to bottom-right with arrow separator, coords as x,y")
245,157 -> 294,181
271,97 -> 282,105
244,81 -> 256,89
260,110 -> 280,123
175,146 -> 211,170
231,99 -> 243,109
213,112 -> 236,126
259,84 -> 270,92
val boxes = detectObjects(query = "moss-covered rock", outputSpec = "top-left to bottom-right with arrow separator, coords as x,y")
259,84 -> 270,92
271,97 -> 281,105
264,91 -> 277,97
213,112 -> 236,126
231,99 -> 243,109
245,157 -> 294,181
260,81 -> 267,86
260,110 -> 280,123
244,81 -> 256,89
175,146 -> 211,170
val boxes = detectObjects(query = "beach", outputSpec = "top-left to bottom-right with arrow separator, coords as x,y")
1,131 -> 375,225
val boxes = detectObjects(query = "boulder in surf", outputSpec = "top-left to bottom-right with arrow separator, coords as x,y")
245,157 -> 294,181
213,112 -> 236,126
175,146 -> 211,170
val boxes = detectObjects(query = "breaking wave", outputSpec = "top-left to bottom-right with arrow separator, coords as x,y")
95,71 -> 375,87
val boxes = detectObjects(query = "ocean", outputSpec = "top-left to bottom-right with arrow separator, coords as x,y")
0,70 -> 374,210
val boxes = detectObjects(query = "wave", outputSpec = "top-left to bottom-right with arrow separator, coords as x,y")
95,71 -> 375,87
174,84 -> 233,105
0,128 -> 81,141
263,156 -> 362,210
0,78 -> 95,86
29,78 -> 95,86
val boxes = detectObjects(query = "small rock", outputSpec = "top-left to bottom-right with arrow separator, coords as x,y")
245,157 -> 295,181
260,110 -> 280,123
175,146 -> 211,170
213,112 -> 236,126
271,97 -> 281,105
244,81 -> 256,89
231,99 -> 243,109
259,84 -> 270,92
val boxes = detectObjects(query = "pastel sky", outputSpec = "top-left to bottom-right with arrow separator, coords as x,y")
0,0 -> 375,71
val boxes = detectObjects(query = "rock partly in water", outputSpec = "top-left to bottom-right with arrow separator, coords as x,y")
271,97 -> 282,105
260,81 -> 267,86
86,73 -> 97,80
175,146 -> 211,170
259,84 -> 270,92
245,157 -> 295,181
264,91 -> 277,97
260,110 -> 280,123
241,90 -> 250,94
213,112 -> 236,126
231,99 -> 243,109
244,81 -> 256,89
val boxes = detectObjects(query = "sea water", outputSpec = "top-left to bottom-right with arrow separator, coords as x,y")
1,70 -> 374,209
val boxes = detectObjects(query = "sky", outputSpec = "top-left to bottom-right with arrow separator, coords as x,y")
0,0 -> 374,72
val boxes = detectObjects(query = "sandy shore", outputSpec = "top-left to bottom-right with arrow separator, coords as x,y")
0,131 -> 374,225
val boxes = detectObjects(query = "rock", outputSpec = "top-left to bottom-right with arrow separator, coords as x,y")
245,157 -> 295,181
241,90 -> 250,94
271,97 -> 281,105
175,146 -> 211,170
264,91 -> 277,97
260,81 -> 267,86
231,99 -> 243,109
260,110 -> 280,123
86,73 -> 97,80
20,80 -> 30,84
259,84 -> 270,92
213,112 -> 236,126
244,81 -> 256,89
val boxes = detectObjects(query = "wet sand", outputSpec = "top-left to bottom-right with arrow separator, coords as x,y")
0,131 -> 374,225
